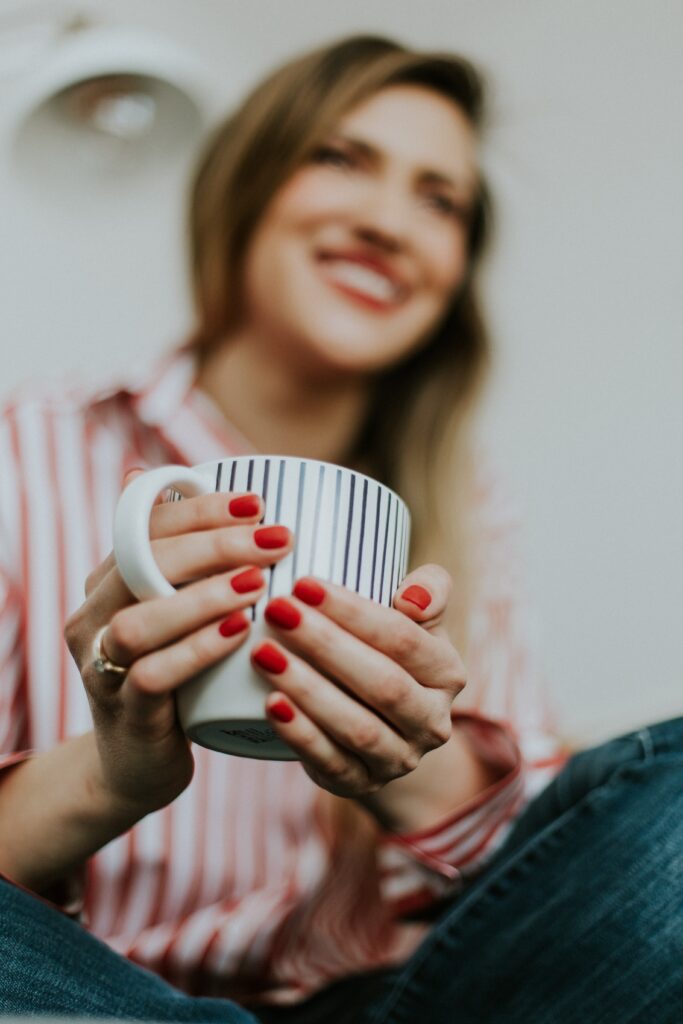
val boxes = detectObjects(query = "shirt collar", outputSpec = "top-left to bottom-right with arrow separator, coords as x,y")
90,343 -> 258,463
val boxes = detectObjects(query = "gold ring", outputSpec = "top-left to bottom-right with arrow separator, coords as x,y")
93,626 -> 128,677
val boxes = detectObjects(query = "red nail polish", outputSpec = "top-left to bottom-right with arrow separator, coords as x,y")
265,597 -> 301,630
231,567 -> 265,593
229,494 -> 261,517
293,578 -> 326,606
401,585 -> 432,610
269,697 -> 295,723
252,642 -> 288,673
219,611 -> 249,637
254,526 -> 290,549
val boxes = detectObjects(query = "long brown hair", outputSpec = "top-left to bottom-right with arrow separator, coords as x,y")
188,33 -> 495,660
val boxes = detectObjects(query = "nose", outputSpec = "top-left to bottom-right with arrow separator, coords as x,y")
351,179 -> 414,254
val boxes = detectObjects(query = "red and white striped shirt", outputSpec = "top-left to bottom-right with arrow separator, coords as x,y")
0,347 -> 568,1006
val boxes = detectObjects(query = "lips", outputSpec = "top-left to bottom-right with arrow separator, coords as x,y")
315,249 -> 410,309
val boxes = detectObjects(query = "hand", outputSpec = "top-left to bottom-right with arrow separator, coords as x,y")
251,564 -> 465,798
64,472 -> 294,818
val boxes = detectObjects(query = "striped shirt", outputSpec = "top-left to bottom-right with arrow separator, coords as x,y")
0,347 -> 568,1007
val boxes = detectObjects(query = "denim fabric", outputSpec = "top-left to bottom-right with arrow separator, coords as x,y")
0,880 -> 258,1022
1,715 -> 682,1023
365,714 -> 683,1024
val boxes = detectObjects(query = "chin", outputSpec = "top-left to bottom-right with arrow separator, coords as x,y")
303,332 -> 409,378
295,311 -> 424,375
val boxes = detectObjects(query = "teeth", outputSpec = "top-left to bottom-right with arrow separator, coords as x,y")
322,259 -> 399,303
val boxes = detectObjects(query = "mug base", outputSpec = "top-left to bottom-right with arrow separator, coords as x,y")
186,717 -> 300,760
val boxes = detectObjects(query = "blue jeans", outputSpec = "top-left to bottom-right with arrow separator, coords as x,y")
2,715 -> 682,1023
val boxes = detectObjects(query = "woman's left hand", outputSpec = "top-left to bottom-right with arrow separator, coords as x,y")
250,564 -> 466,797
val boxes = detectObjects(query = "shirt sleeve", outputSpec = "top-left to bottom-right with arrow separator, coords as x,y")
0,410 -> 83,920
0,560 -> 80,915
0,578 -> 26,758
0,404 -> 33,775
376,455 -> 570,917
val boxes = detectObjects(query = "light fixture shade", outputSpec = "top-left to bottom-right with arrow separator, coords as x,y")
10,25 -> 209,182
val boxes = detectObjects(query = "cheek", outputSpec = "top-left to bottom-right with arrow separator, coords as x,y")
269,170 -> 348,226
424,231 -> 468,296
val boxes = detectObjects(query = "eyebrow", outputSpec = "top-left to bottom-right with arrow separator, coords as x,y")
330,131 -> 478,196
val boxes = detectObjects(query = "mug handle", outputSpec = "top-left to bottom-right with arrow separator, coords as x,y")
113,465 -> 213,600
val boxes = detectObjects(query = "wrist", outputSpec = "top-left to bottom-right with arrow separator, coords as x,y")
88,726 -> 194,823
0,732 -> 149,895
358,722 -> 504,834
85,733 -> 157,828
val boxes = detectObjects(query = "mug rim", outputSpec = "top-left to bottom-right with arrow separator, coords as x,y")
192,454 -> 408,510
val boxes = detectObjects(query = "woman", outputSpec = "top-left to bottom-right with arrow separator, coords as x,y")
0,33 -> 681,1024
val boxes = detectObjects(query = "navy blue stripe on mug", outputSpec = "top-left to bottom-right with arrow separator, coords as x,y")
369,483 -> 381,601
291,461 -> 307,588
355,478 -> 368,592
379,493 -> 392,605
342,474 -> 355,588
308,463 -> 325,575
390,497 -> 400,600
267,459 -> 287,600
261,458 -> 270,514
328,468 -> 342,580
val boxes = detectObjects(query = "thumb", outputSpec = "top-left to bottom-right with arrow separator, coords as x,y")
121,466 -> 147,490
393,563 -> 452,637
120,465 -> 167,508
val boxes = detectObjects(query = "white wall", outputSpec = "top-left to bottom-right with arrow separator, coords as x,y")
1,0 -> 681,745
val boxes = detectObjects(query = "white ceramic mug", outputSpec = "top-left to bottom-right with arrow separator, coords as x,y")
113,455 -> 411,760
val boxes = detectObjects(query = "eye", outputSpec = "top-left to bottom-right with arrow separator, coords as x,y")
426,194 -> 472,223
310,145 -> 356,170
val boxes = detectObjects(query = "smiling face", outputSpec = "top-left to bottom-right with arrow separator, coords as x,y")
240,84 -> 479,379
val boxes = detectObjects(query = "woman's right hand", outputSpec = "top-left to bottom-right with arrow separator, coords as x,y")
64,473 -> 294,821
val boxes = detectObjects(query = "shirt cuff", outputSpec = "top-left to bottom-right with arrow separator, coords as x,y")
376,713 -> 527,915
0,751 -> 85,920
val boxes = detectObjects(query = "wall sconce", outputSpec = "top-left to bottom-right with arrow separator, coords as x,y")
4,12 -> 208,181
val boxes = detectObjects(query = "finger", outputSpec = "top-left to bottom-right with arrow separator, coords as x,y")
288,578 -> 465,694
252,640 -> 422,782
123,465 -> 181,509
258,655 -> 387,798
84,486 -> 265,597
266,693 -> 375,798
393,564 -> 452,635
148,491 -> 265,540
121,608 -> 253,695
85,521 -> 292,633
150,523 -> 293,585
102,565 -> 267,667
261,596 -> 445,743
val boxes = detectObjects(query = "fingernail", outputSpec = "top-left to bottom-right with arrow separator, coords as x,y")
265,597 -> 301,629
254,525 -> 290,549
252,642 -> 288,673
293,578 -> 326,606
219,611 -> 249,637
231,566 -> 265,593
268,697 -> 295,723
229,494 -> 261,517
401,585 -> 432,610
